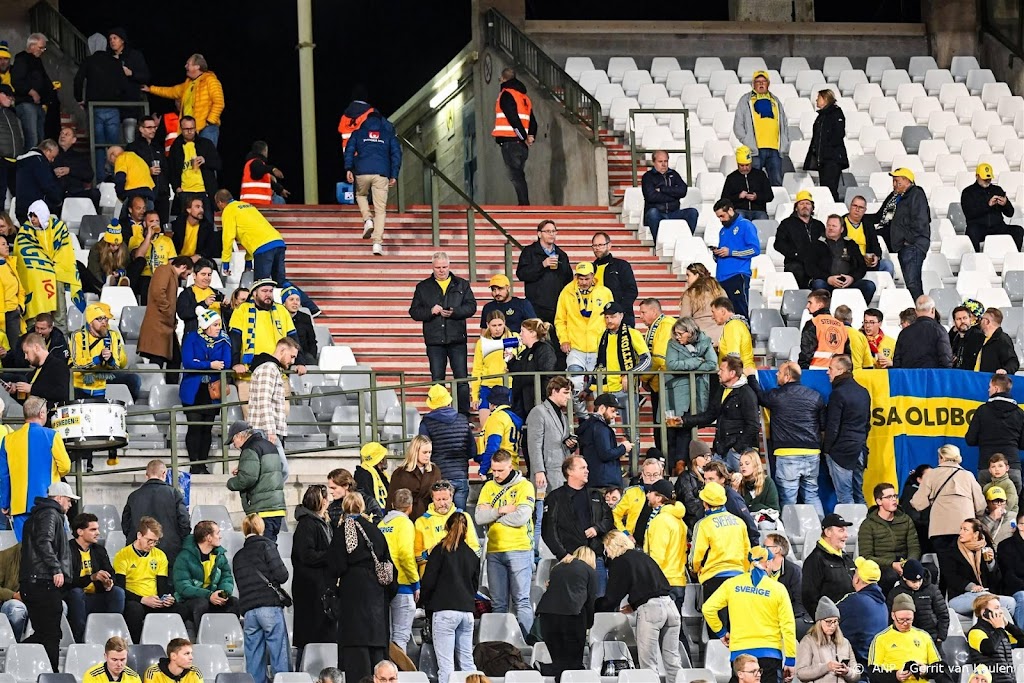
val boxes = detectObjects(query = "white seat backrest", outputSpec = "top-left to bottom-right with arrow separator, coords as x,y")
694,57 -> 725,83
607,57 -> 638,83
665,70 -> 697,96
780,57 -> 811,83
564,57 -> 595,81
939,82 -> 970,108
737,57 -> 768,82
923,69 -> 954,95
650,57 -> 681,83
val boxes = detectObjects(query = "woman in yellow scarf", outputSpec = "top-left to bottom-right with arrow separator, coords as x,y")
14,200 -> 84,328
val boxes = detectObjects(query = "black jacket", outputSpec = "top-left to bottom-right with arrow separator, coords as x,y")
24,349 -> 71,408
73,50 -> 124,103
641,167 -> 690,213
890,184 -> 931,254
886,572 -> 948,644
593,254 -> 638,326
290,311 -> 318,366
516,240 -> 572,313
243,152 -> 285,196
805,103 -> 848,171
597,548 -> 671,611
3,328 -> 67,371
418,407 -> 476,481
722,169 -> 774,214
749,374 -> 825,452
950,325 -> 985,370
168,135 -> 221,194
775,215 -> 825,287
542,484 -> 613,558
329,516 -> 396,647
687,378 -> 759,456
421,542 -> 480,613
232,534 -> 289,614
290,505 -> 335,648
823,373 -> 871,470
20,497 -> 71,584
841,214 -> 883,258
121,478 -> 191,566
801,541 -> 855,615
127,136 -> 170,198
170,215 -> 218,260
997,532 -> 1024,593
0,106 -> 24,160
69,540 -> 115,591
961,182 -> 1015,236
893,316 -> 953,368
176,286 -> 225,337
674,470 -> 705,531
536,558 -> 597,626
508,340 -> 557,419
16,149 -> 63,215
54,146 -> 94,195
10,51 -> 53,106
110,45 -> 150,101
408,272 -> 477,346
976,328 -> 1020,374
809,235 -> 867,282
777,558 -> 808,621
967,618 -> 1024,683
966,392 -> 1024,470
941,543 -> 1002,597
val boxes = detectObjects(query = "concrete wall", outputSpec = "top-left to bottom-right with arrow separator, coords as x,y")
921,0 -> 980,68
980,32 -> 1024,96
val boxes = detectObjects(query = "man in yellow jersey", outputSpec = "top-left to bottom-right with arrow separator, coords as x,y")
143,638 -> 205,683
476,387 -> 523,476
228,279 -> 299,409
643,479 -> 687,610
226,420 -> 286,542
711,297 -> 755,370
114,517 -> 182,643
167,115 -> 219,220
595,301 -> 650,442
612,457 -> 665,546
835,305 -> 873,369
67,513 -> 124,642
129,210 -> 177,302
107,145 -> 154,218
733,71 -> 790,186
638,298 -> 676,456
413,480 -> 480,575
474,449 -> 536,636
843,195 -> 894,276
83,636 -> 141,683
868,593 -> 947,683
215,189 -> 319,316
379,488 -> 419,652
555,262 -> 614,413
862,308 -> 896,368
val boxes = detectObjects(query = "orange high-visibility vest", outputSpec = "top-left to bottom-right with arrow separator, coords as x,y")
240,158 -> 273,205
338,109 -> 372,152
809,314 -> 849,368
492,87 -> 532,139
163,112 -> 179,157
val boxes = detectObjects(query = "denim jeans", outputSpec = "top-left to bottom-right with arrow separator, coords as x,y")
252,247 -> 319,314
635,595 -> 683,683
809,278 -> 876,305
870,259 -> 896,276
262,517 -> 283,543
450,478 -> 470,511
898,244 -> 925,301
719,274 -> 752,318
243,606 -> 290,683
2,598 -> 27,640
753,148 -> 784,187
738,210 -> 770,221
1012,590 -> 1024,626
16,103 -> 45,150
93,107 -> 121,181
390,593 -> 416,651
949,592 -> 1015,617
487,550 -> 535,634
644,207 -> 698,241
426,343 -> 470,414
774,455 -> 824,519
66,586 -> 126,642
720,449 -> 743,474
198,123 -> 220,147
595,556 -> 608,598
433,610 -> 476,683
826,453 -> 865,505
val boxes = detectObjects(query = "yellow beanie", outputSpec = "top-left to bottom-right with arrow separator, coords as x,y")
360,442 -> 387,467
735,146 -> 752,165
426,384 -> 453,410
795,189 -> 814,204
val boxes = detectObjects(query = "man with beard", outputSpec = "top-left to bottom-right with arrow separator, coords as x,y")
479,274 -> 534,334
170,195 -> 218,262
950,302 -> 985,370
591,232 -> 638,327
517,219 -> 572,365
128,115 -> 171,223
228,278 -> 300,411
775,190 -> 825,288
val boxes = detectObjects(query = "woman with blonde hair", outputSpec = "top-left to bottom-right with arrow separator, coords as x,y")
911,444 -> 986,555
795,597 -> 858,683
739,449 -> 780,527
536,546 -> 598,681
805,88 -> 848,202
679,263 -> 726,344
387,435 -> 440,520
471,310 -> 520,425
507,317 -> 556,418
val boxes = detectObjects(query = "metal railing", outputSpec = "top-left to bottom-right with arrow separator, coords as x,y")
396,136 -> 522,283
629,108 -> 694,186
484,9 -> 602,140
29,1 -> 88,66
86,101 -> 151,172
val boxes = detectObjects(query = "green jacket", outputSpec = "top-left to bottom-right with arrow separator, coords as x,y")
172,534 -> 235,601
742,477 -> 780,513
226,432 -> 286,515
857,506 -> 921,567
0,543 -> 19,600
664,331 -> 718,414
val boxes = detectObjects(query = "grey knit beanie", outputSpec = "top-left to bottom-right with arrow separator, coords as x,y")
815,596 -> 840,621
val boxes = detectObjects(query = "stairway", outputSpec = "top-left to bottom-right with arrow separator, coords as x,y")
603,130 -> 637,206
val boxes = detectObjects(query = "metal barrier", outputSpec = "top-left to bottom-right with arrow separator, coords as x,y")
628,108 -> 694,186
86,101 -> 152,175
29,1 -> 88,65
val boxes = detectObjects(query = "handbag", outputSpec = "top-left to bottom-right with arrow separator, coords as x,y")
321,585 -> 341,621
345,517 -> 395,586
207,379 -> 222,400
254,567 -> 292,608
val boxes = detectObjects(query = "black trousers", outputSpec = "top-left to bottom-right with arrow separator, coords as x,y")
499,140 -> 530,205
540,613 -> 587,682
185,383 -> 215,472
533,305 -> 566,371
702,574 -> 731,637
818,162 -> 843,202
22,580 -> 64,671
339,645 -> 387,683
182,595 -> 240,630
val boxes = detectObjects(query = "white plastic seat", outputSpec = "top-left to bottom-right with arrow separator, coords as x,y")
65,644 -> 105,678
100,286 -> 139,321
957,271 -> 992,299
844,111 -> 871,140
908,56 -> 939,82
911,96 -> 943,125
923,69 -> 955,95
680,83 -> 713,110
943,125 -> 975,153
859,125 -> 890,154
939,82 -> 971,109
594,83 -> 626,116
954,95 -> 986,123
868,97 -> 899,125
966,69 -> 996,96
981,82 -> 1012,110
708,70 -> 739,97
853,83 -> 884,109
564,57 -> 595,81
636,82 -> 668,109
838,69 -> 868,96
890,153 -> 925,178
60,198 -> 98,231
621,70 -> 653,98
696,171 -> 726,199
879,288 -> 915,323
578,70 -> 610,95
784,97 -> 814,126
191,644 -> 231,678
1006,139 -> 1024,170
849,156 -> 882,183
830,289 -> 867,326
864,56 -> 894,83
885,111 -> 916,139
6,644 -> 52,683
917,139 -> 949,170
822,56 -> 853,82
986,124 -> 1018,153
929,187 -> 961,219
651,96 -> 683,125
694,57 -> 725,84
874,140 -> 906,170
927,110 -> 959,138
84,614 -> 131,645
779,57 -> 809,83
794,69 -> 826,96
696,98 -> 727,125
711,110 -> 735,140
737,57 -> 768,82
960,139 -> 993,167
997,96 -> 1024,124
609,97 -> 640,132
935,154 -> 968,183
140,613 -> 188,645
655,220 -> 693,258
951,56 -> 981,82
971,110 -> 1003,138
896,82 -> 927,111
650,57 -> 681,83
942,236 -> 977,273
881,69 -> 911,96
984,236 -> 1020,271
723,83 -> 750,111
665,70 -> 696,96
606,57 -> 638,83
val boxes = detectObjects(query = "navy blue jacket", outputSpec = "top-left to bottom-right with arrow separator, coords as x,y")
749,375 -> 825,452
16,149 -> 63,216
344,111 -> 402,179
418,407 -> 476,481
576,414 -> 625,488
838,583 -> 889,667
480,297 -> 536,333
823,374 -> 871,470
641,167 -> 689,213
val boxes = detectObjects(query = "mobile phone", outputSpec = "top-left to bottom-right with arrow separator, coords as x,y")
984,609 -> 994,619
840,660 -> 850,667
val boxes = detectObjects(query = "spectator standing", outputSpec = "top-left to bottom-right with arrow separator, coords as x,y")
107,146 -> 155,217
704,460 -> 761,544
409,253 -> 477,414
961,162 -> 1020,251
247,336 -> 299,464
843,196 -> 895,276
950,303 -> 985,371
173,522 -> 238,632
910,445 -> 986,556
805,90 -> 848,201
138,257 -> 193,372
824,355 -> 871,505
176,258 -> 224,335
941,519 -> 1015,617
480,274 -> 535,334
232,514 -> 291,683
799,289 -> 850,370
674,443 -> 711,530
577,392 -> 633,489
227,279 -> 299,409
535,547 -> 598,680
143,54 -> 224,145
887,168 -> 931,301
226,421 -> 287,542
470,313 -> 518,427
240,141 -> 288,206
54,126 -> 97,208
738,449 -> 780,522
326,468 -> 382,530
592,232 -> 638,326
776,191 -> 826,288
684,356 -> 759,472
73,36 -> 125,181
15,143 -> 62,225
128,115 -> 171,224
292,484 -> 336,657
641,150 -> 697,238
722,146 -> 774,220
679,263 -> 726,344
10,34 -> 52,150
835,306 -> 873,369
113,517 -> 182,644
526,376 -> 575,520
121,460 -> 190,567
378,488 -> 417,653
968,374 -> 1024,492
975,308 -> 1020,374
355,442 -> 391,513
13,331 -> 70,407
516,220 -> 573,362
886,559 -> 948,648
801,514 -> 856,614
418,384 -> 476,510
713,296 -> 756,369
712,199 -> 759,317
611,457 -> 665,545
810,215 -> 876,304
0,84 -> 24,205
67,513 -> 124,643
966,594 -> 1023,683
859,483 -> 921,594
556,262 -> 614,412
837,557 -> 889,669
387,436 -> 441,521
507,318 -> 556,419
413,480 -> 480,575
106,27 -> 149,112
492,67 -> 535,206
795,597 -> 859,683
733,70 -> 790,186
893,296 -> 953,368
344,111 -> 402,256
593,302 -> 649,439
642,479 -> 688,609
638,298 -> 676,452
167,116 -> 220,218
664,317 -> 718,467
19,481 -> 75,670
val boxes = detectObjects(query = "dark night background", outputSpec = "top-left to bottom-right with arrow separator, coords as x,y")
60,1 -> 918,204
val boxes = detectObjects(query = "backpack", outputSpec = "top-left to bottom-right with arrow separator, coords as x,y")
472,641 -> 530,677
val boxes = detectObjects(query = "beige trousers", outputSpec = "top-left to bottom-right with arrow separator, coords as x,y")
355,174 -> 390,244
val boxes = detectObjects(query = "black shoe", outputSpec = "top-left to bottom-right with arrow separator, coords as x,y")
86,462 -> 94,473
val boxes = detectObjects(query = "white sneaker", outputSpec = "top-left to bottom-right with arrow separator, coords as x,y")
372,243 -> 383,256
362,219 -> 373,239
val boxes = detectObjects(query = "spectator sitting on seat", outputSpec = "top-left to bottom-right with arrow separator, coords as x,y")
711,296 -> 755,370
173,520 -> 238,633
0,543 -> 26,641
893,296 -> 953,368
802,513 -> 856,616
281,285 -> 317,366
843,195 -> 895,276
859,483 -> 921,594
67,512 -> 125,643
54,127 -> 98,209
980,486 -> 1015,547
144,638 -> 204,683
975,308 -> 1020,375
961,162 -> 1020,252
983,454 -> 1019,512
997,511 -> 1024,626
85,222 -> 130,292
733,70 -> 790,187
712,199 -> 760,318
941,518 -> 1016,617
950,301 -> 986,370
799,289 -> 850,370
776,190 -> 826,289
809,215 -> 876,305
641,150 -> 697,239
114,516 -> 183,644
795,597 -> 858,683
965,594 -> 1024,683
170,196 -> 218,262
885,559 -> 948,649
722,146 -> 774,221
861,308 -> 895,368
834,305 -> 873,369
738,448 -> 780,525
82,636 -> 141,683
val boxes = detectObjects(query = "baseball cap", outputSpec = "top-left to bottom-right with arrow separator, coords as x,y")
976,162 -> 994,180
488,274 -> 510,288
227,420 -> 251,441
795,189 -> 814,204
854,556 -> 881,584
752,70 -> 770,81
650,479 -> 674,499
821,513 -> 853,530
902,559 -> 925,582
602,301 -> 625,316
889,167 -> 916,183
594,393 -> 622,410
735,146 -> 753,165
986,485 -> 1008,501
575,262 -> 595,276
47,481 -> 80,500
0,84 -> 13,98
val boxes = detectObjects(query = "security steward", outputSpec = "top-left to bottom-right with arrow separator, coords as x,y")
798,289 -> 850,370
493,67 -> 536,206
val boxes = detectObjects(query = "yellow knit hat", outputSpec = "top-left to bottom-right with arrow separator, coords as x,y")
360,442 -> 387,467
735,146 -> 752,165
426,384 -> 453,410
101,219 -> 123,245
85,302 -> 113,324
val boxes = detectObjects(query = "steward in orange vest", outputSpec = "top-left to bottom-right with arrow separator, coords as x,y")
798,291 -> 851,369
492,68 -> 537,206
338,88 -> 375,152
240,141 -> 286,205
162,112 -> 179,156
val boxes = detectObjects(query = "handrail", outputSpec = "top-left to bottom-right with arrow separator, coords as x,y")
484,9 -> 602,141
86,101 -> 151,177
29,1 -> 88,66
396,136 -> 521,283
629,108 -> 694,186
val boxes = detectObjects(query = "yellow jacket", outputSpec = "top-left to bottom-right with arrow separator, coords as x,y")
14,217 -> 81,320
114,151 -> 155,191
379,510 -> 420,593
220,201 -> 285,264
688,507 -> 751,583
640,314 -> 676,391
414,503 -> 480,576
555,282 -> 614,353
869,334 -> 896,367
644,502 -> 688,587
471,331 -> 520,403
477,474 -> 535,553
0,258 -> 23,315
847,326 -> 873,369
702,570 -> 797,665
69,328 -> 128,395
612,485 -> 646,535
149,71 -> 224,129
719,317 -> 755,370
83,663 -> 141,683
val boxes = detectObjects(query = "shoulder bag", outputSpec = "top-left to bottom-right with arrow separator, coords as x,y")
254,567 -> 292,608
919,468 -> 960,529
345,517 -> 395,586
